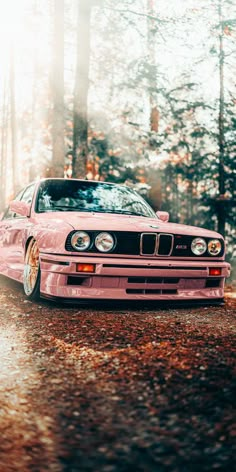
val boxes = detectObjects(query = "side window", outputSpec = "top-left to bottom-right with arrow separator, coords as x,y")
2,208 -> 14,220
21,184 -> 35,205
2,189 -> 25,220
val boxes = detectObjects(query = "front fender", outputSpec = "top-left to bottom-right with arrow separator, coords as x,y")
24,221 -> 74,255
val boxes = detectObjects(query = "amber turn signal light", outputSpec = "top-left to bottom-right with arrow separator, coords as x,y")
76,263 -> 95,273
209,268 -> 222,276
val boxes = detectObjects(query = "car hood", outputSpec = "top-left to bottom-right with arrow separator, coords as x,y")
38,211 -> 222,239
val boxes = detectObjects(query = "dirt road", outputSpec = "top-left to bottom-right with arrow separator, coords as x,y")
0,276 -> 235,472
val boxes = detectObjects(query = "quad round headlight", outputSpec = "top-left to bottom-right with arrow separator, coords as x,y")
208,239 -> 222,256
71,231 -> 90,251
95,232 -> 115,252
191,237 -> 207,255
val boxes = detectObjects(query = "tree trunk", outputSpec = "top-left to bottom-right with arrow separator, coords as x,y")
72,0 -> 92,178
147,0 -> 159,132
147,0 -> 162,209
9,44 -> 18,193
217,0 -> 226,236
52,0 -> 65,177
0,79 -> 8,210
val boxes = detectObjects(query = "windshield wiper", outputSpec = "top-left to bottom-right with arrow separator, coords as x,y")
41,206 -> 150,217
86,209 -> 149,217
109,210 -> 149,217
52,205 -> 91,212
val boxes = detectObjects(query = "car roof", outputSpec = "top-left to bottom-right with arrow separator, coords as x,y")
34,178 -> 120,187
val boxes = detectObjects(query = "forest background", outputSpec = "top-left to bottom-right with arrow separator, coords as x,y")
0,0 -> 235,278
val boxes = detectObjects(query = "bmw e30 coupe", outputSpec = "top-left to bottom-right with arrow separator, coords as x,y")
0,178 -> 230,303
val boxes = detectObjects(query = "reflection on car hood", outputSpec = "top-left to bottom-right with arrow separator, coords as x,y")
37,211 -> 222,239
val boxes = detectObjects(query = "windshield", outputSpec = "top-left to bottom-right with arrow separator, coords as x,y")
35,180 -> 156,218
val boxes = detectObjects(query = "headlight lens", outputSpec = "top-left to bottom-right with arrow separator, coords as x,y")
191,237 -> 207,255
208,239 -> 222,256
71,231 -> 90,251
95,232 -> 115,252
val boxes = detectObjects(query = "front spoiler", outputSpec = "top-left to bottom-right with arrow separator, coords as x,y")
41,293 -> 225,306
39,253 -> 230,302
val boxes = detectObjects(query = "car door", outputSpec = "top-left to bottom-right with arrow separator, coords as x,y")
0,185 -> 35,279
0,189 -> 25,273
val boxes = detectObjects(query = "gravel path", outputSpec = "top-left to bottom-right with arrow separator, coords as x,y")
0,276 -> 235,472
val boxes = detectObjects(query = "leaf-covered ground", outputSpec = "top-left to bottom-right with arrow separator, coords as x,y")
0,276 -> 235,472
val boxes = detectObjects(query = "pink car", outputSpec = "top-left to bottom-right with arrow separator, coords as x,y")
0,178 -> 230,303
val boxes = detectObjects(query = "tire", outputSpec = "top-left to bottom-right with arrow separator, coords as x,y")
23,239 -> 41,301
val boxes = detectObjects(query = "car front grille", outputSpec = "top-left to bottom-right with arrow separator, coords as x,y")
140,233 -> 173,256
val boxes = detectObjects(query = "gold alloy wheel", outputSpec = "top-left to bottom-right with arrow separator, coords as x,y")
23,239 -> 40,296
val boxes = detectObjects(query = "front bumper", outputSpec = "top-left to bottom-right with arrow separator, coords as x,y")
39,253 -> 230,301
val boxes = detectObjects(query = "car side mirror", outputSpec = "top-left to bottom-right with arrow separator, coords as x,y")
9,200 -> 31,217
156,211 -> 169,222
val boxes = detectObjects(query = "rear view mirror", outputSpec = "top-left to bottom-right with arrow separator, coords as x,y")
156,211 -> 169,222
9,200 -> 31,217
